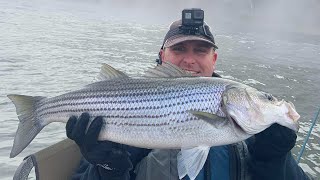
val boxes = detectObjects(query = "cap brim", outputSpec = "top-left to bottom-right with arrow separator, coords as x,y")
164,34 -> 218,49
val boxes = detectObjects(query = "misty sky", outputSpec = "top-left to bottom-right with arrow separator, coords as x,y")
80,0 -> 320,35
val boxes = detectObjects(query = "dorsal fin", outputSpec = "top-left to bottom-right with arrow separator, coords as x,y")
143,62 -> 193,78
97,63 -> 129,81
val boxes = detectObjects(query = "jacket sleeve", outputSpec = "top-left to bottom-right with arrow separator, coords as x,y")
71,157 -> 130,180
285,153 -> 312,180
249,152 -> 310,180
71,158 -> 100,180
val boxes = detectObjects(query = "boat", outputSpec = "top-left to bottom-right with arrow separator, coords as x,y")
13,139 -> 81,180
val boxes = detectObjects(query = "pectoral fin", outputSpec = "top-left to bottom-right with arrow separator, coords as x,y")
187,110 -> 228,128
188,110 -> 224,121
177,146 -> 210,180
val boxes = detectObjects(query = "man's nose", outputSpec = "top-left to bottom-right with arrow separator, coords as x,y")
182,54 -> 196,64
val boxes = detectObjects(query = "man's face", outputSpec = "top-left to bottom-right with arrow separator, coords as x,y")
160,40 -> 217,77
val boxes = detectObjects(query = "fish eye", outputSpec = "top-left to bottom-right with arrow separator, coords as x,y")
265,93 -> 274,101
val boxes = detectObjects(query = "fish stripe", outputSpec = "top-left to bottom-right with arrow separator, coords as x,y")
36,78 -> 225,106
36,90 -> 218,114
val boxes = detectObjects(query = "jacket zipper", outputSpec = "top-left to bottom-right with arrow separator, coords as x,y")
229,144 -> 241,180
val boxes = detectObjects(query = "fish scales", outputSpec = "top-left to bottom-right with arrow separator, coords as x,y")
33,78 -> 229,148
38,78 -> 220,105
37,78 -> 226,118
37,78 -> 225,120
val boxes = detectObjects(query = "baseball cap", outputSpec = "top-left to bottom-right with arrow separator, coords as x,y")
161,19 -> 218,49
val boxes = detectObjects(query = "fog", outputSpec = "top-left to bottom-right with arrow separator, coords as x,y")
48,0 -> 318,44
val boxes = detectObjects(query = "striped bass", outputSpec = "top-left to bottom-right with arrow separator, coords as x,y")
8,62 -> 300,180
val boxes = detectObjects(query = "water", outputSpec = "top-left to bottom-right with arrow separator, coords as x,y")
1,0 -> 319,179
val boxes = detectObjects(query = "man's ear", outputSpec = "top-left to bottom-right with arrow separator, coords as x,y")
212,51 -> 218,69
213,51 -> 218,63
159,49 -> 164,60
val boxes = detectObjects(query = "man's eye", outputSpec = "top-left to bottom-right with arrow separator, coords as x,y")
195,48 -> 209,53
172,47 -> 185,51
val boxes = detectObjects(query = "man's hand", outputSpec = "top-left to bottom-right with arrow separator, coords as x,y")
66,113 -> 132,177
250,123 -> 297,161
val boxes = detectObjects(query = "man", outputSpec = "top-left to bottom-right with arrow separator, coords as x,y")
66,10 -> 310,180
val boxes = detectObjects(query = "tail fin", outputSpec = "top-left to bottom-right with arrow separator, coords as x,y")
7,94 -> 47,158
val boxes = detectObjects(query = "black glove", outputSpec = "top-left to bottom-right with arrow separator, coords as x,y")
247,123 -> 310,180
66,112 -> 133,177
250,123 -> 297,161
